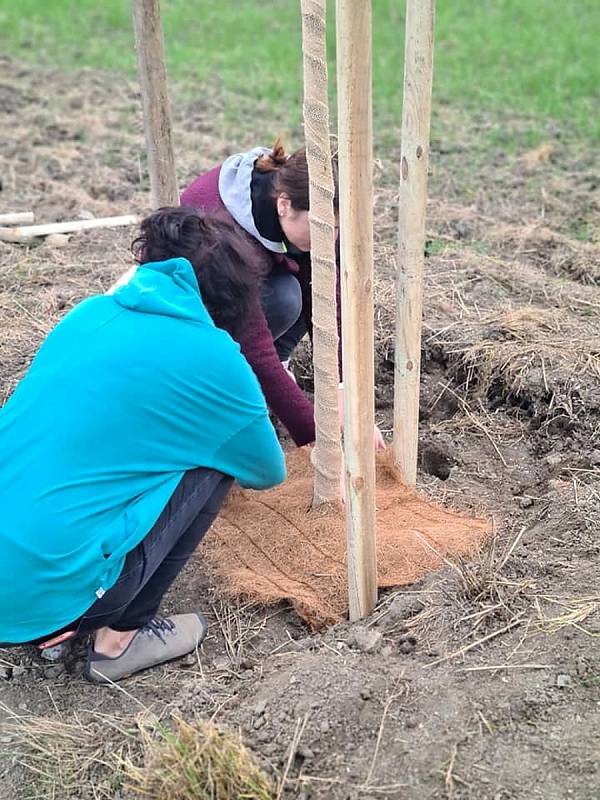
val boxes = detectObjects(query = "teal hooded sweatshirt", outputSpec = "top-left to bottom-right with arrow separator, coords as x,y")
0,257 -> 286,643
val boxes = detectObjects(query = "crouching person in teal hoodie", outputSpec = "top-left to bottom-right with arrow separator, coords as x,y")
0,207 -> 286,684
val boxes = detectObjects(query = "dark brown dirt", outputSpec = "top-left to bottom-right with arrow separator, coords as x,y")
1,57 -> 599,800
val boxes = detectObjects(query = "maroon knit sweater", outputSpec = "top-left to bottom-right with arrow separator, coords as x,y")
182,165 -> 340,446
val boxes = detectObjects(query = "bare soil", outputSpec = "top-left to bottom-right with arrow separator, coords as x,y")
0,57 -> 599,800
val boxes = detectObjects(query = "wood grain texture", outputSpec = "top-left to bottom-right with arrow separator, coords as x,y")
301,0 -> 342,505
393,0 -> 436,485
336,0 -> 378,620
132,0 -> 178,208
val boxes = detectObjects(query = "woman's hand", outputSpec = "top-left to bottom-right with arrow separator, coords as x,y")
373,425 -> 386,451
337,385 -> 387,452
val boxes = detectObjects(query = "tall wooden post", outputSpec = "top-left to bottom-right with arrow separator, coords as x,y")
336,0 -> 378,620
132,0 -> 179,208
301,0 -> 342,506
393,0 -> 436,485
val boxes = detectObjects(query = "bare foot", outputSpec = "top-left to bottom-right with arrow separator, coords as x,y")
93,626 -> 138,658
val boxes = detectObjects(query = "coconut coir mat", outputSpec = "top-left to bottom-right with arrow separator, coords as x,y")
204,449 -> 489,630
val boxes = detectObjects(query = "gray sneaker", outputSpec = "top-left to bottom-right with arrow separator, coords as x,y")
84,612 -> 208,684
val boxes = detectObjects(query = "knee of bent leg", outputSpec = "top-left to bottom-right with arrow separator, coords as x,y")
273,274 -> 303,332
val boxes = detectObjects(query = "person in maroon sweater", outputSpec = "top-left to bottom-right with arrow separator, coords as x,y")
181,139 -> 385,450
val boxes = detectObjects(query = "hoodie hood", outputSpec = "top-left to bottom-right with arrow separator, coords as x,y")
218,147 -> 287,254
113,257 -> 214,325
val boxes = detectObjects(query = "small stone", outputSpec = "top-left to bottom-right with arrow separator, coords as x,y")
45,233 -> 70,248
77,210 -> 95,220
381,645 -> 393,657
12,666 -> 27,678
253,699 -> 267,716
360,687 -> 373,701
405,717 -> 418,729
548,479 -> 569,492
253,716 -> 266,730
0,666 -> 13,680
556,674 -> 572,688
346,626 -> 382,653
589,449 -> 600,466
297,745 -> 315,760
545,453 -> 562,468
385,594 -> 424,623
398,636 -> 417,655
320,720 -> 330,734
519,496 -> 534,509
0,734 -> 14,744
43,664 -> 65,679
40,641 -> 71,662
182,654 -> 197,667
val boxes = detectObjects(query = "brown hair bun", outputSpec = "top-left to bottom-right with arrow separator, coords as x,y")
255,135 -> 288,172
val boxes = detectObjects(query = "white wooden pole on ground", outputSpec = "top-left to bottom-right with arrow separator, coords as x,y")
0,212 -> 34,226
301,0 -> 342,506
336,0 -> 378,620
131,0 -> 179,208
393,0 -> 436,485
0,215 -> 139,244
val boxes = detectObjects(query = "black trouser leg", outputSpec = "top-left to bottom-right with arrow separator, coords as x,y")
74,468 -> 233,635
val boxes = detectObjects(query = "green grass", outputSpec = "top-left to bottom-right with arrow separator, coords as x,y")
0,0 -> 598,140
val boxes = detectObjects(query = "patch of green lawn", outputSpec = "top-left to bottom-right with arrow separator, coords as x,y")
0,0 -> 598,140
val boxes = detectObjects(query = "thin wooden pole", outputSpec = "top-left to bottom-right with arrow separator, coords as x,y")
336,0 -> 378,620
0,212 -> 34,226
393,0 -> 436,485
131,0 -> 178,208
301,0 -> 342,506
0,215 -> 139,244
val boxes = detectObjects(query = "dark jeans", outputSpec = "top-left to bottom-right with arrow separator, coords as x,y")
26,468 -> 233,645
261,272 -> 307,362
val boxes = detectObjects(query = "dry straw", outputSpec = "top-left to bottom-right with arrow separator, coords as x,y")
123,716 -> 274,800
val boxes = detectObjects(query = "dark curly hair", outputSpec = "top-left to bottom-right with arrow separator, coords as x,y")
132,207 -> 264,335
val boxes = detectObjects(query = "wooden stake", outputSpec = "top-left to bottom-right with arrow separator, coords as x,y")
0,212 -> 34,226
336,0 -> 378,620
131,0 -> 179,208
393,0 -> 436,485
301,0 -> 342,506
0,215 -> 139,244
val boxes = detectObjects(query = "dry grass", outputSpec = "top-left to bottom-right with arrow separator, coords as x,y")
490,223 -> 600,285
446,307 -> 600,398
0,702 -> 274,800
210,600 -> 268,673
123,716 -> 274,800
534,594 -> 600,636
0,701 -> 139,799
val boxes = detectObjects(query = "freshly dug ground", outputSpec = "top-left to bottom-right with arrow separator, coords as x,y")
0,57 -> 599,800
